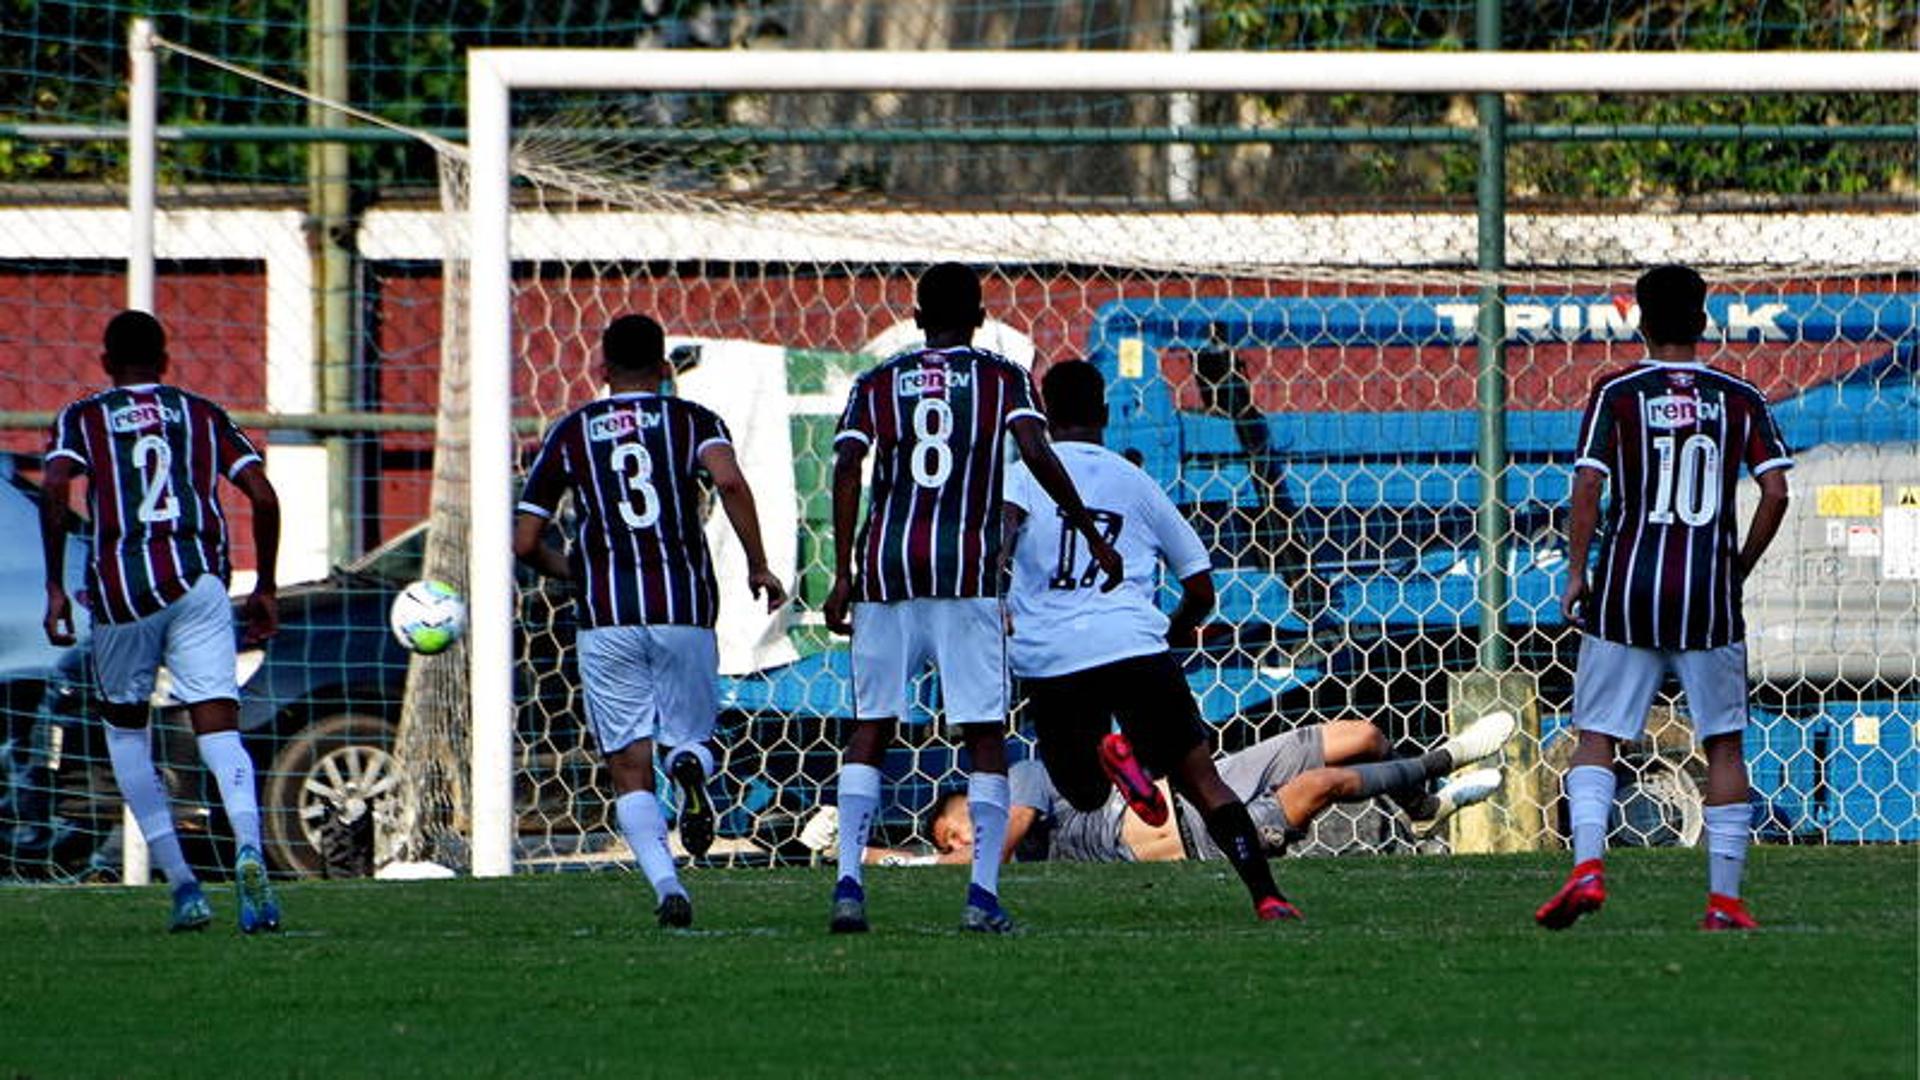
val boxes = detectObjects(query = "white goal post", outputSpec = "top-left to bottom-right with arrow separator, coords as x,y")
463,49 -> 1920,877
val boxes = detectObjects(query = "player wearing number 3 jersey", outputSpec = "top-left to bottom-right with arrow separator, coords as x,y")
1538,265 -> 1792,934
823,262 -> 1121,935
516,314 -> 785,928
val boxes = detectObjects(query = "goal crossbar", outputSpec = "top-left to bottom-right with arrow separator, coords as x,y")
463,46 -> 1919,877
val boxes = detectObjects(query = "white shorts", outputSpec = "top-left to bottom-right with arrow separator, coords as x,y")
851,598 -> 1008,726
575,625 -> 718,756
91,574 -> 239,706
1572,635 -> 1750,743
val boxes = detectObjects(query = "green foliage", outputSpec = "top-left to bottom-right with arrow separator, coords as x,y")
1,848 -> 1914,1078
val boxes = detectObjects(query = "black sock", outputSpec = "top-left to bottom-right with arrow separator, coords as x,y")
1346,756 -> 1439,798
1386,786 -> 1443,821
1201,801 -> 1282,904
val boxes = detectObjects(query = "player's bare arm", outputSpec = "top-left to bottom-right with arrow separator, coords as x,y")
1738,468 -> 1791,579
512,512 -> 573,581
37,455 -> 82,647
700,441 -> 788,612
1008,415 -> 1123,590
1164,570 -> 1216,649
823,437 -> 866,635
1561,466 -> 1605,625
232,461 -> 281,645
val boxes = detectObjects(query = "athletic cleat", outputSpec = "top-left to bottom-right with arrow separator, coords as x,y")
961,886 -> 1019,935
234,845 -> 281,934
1443,710 -> 1518,769
1412,767 -> 1505,839
1534,859 -> 1606,930
1098,732 -> 1169,827
1700,893 -> 1758,932
829,877 -> 869,934
669,752 -> 715,859
168,881 -> 212,933
1255,895 -> 1303,922
656,893 -> 694,929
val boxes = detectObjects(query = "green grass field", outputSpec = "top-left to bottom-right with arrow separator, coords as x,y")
3,847 -> 1913,1079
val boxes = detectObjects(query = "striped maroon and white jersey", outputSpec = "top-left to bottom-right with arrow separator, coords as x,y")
834,346 -> 1043,602
46,384 -> 262,625
518,392 -> 732,630
1573,360 -> 1793,651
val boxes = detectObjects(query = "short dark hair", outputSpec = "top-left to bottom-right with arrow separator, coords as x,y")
1635,264 -> 1708,347
602,314 -> 666,374
103,310 -> 165,370
927,789 -> 968,853
1040,360 -> 1106,429
915,262 -> 983,331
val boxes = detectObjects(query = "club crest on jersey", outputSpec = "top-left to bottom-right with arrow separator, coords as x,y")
897,367 -> 970,397
1644,394 -> 1720,430
586,408 -> 661,442
108,402 -> 179,433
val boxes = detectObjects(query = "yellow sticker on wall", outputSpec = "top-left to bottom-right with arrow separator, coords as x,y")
1117,338 -> 1145,380
1816,484 -> 1882,518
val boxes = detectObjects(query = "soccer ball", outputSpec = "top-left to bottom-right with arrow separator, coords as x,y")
389,580 -> 467,655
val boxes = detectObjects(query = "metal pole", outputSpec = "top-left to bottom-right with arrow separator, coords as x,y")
1166,0 -> 1198,204
310,0 -> 359,563
1474,0 -> 1510,670
123,16 -> 158,886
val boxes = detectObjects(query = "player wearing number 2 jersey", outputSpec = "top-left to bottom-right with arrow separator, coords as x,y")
515,314 -> 785,928
1538,265 -> 1793,934
822,262 -> 1121,935
40,311 -> 283,934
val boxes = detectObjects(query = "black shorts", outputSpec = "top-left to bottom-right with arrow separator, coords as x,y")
1019,651 -> 1209,813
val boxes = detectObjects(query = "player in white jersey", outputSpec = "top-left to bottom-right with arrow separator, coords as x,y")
1002,361 -> 1324,919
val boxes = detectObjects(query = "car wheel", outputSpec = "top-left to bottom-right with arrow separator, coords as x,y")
263,713 -> 399,877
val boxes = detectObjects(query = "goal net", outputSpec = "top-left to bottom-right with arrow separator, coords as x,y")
456,51 -> 1918,874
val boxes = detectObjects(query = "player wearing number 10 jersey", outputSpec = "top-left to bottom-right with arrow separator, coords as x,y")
40,311 -> 283,934
822,262 -> 1122,935
1538,265 -> 1792,934
515,314 -> 785,928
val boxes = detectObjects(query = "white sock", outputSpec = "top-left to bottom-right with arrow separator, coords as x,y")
1566,764 -> 1616,866
967,771 -> 1010,902
835,763 -> 882,890
663,742 -> 715,780
195,730 -> 262,854
614,791 -> 684,901
1703,802 -> 1752,899
104,724 -> 194,886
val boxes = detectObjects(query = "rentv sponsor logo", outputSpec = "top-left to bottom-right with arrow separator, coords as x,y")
897,367 -> 971,397
586,408 -> 662,442
1643,394 -> 1723,430
108,402 -> 180,433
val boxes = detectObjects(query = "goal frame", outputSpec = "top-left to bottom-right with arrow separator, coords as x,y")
463,48 -> 1919,877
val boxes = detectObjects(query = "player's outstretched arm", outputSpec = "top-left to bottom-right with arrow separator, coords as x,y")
700,442 -> 787,611
1561,466 -> 1605,626
823,439 -> 866,635
1165,571 -> 1216,649
232,463 -> 281,645
1738,468 -> 1791,579
1008,416 -> 1123,590
38,457 -> 81,647
512,512 -> 572,581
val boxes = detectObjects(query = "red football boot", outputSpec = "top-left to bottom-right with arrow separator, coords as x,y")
1534,859 -> 1607,930
1098,733 -> 1169,827
1255,895 -> 1304,922
1700,893 -> 1759,932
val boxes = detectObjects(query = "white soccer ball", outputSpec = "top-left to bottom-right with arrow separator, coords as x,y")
388,579 -> 467,656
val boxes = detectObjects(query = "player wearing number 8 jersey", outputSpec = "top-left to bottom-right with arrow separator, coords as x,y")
1538,265 -> 1793,933
515,314 -> 785,928
823,262 -> 1122,934
40,311 -> 283,933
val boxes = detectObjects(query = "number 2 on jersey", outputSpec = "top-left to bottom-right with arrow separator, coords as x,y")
132,433 -> 179,524
1049,508 -> 1124,590
609,441 -> 662,529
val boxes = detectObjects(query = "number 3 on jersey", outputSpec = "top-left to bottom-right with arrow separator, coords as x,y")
610,441 -> 661,529
910,397 -> 953,487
